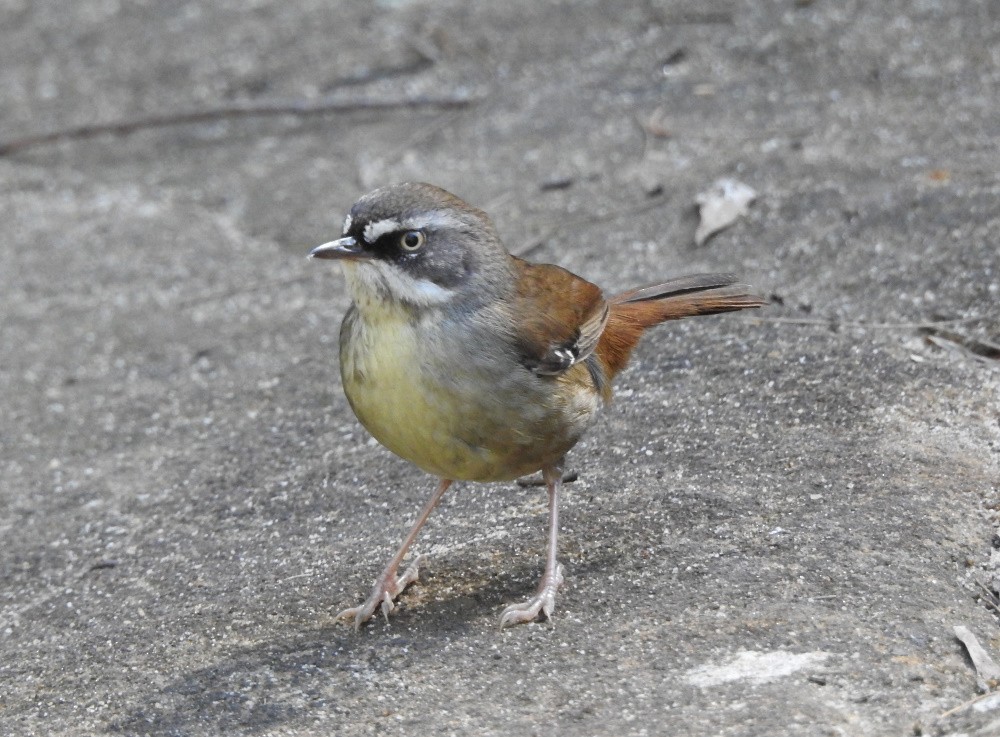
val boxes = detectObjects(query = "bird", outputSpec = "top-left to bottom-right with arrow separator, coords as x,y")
309,182 -> 764,630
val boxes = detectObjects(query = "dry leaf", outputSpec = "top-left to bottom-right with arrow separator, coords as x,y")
695,178 -> 757,245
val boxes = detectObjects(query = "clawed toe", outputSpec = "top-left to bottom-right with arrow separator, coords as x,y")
498,563 -> 564,629
336,555 -> 424,630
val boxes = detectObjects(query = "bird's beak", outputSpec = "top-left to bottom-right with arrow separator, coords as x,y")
308,236 -> 370,260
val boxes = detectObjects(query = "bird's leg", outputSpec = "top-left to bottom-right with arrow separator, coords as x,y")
499,464 -> 566,629
336,478 -> 452,630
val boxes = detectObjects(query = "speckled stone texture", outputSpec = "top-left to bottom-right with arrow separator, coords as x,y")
2,1 -> 999,735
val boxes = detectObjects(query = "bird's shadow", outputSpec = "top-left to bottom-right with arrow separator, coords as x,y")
105,553 -> 621,736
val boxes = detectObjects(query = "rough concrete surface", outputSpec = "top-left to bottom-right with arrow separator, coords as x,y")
2,1 -> 999,735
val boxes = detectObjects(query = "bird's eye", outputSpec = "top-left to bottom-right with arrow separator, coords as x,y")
399,230 -> 425,252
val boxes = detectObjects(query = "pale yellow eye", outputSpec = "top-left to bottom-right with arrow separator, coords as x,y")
399,230 -> 425,251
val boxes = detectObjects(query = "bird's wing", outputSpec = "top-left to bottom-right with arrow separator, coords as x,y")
510,257 -> 609,376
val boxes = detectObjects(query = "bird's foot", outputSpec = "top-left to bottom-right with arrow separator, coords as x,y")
336,555 -> 423,630
498,563 -> 564,629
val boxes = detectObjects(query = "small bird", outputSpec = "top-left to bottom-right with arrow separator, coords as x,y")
309,182 -> 764,630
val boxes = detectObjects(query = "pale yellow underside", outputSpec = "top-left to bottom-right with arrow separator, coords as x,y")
340,299 -> 600,482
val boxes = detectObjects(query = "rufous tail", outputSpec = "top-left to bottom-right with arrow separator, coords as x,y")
596,273 -> 765,379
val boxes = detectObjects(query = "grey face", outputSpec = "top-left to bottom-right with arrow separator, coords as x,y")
313,183 -> 514,309
340,182 -> 507,294
343,208 -> 474,291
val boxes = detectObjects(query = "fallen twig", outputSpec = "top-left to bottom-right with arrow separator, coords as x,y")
975,579 -> 1000,617
919,326 -> 1000,360
750,315 -> 987,331
516,471 -> 579,487
938,689 -> 1000,719
0,93 -> 481,156
954,625 -> 1000,692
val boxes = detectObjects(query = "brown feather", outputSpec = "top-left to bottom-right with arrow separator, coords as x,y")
596,274 -> 765,379
511,257 -> 608,373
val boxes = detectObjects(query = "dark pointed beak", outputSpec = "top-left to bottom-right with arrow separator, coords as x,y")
308,236 -> 369,260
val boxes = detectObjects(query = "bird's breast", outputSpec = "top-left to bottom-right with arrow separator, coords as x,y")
339,305 -> 601,482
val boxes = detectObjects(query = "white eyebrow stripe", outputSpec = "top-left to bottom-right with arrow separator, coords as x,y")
362,211 -> 468,244
398,211 -> 468,232
363,218 -> 403,244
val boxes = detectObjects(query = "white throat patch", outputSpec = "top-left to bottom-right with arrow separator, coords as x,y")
342,260 -> 453,309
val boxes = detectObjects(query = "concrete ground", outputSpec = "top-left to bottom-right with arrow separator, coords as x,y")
2,1 -> 999,735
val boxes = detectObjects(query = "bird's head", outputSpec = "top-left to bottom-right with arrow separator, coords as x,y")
310,182 -> 512,311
